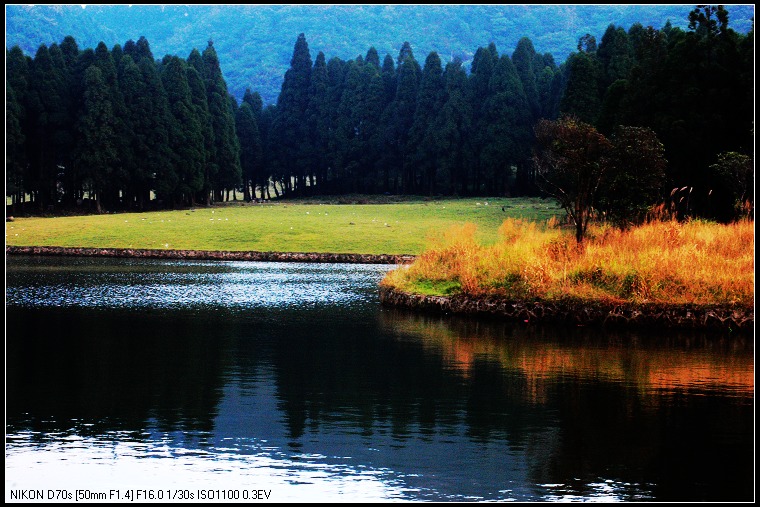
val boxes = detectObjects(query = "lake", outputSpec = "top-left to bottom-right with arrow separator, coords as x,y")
5,256 -> 754,502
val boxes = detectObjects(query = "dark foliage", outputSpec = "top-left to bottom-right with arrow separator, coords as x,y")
5,5 -> 754,223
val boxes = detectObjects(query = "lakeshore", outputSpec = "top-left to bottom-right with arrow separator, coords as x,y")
7,244 -> 753,333
379,286 -> 753,333
5,245 -> 415,265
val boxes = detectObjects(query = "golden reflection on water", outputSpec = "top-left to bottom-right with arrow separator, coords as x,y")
379,309 -> 754,404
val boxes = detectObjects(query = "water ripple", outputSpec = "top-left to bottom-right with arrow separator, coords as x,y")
6,259 -> 393,310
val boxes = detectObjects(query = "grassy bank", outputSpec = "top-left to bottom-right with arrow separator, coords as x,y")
5,197 -> 561,256
381,218 -> 754,308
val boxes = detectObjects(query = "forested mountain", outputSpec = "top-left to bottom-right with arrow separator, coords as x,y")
6,4 -> 755,105
6,5 -> 755,224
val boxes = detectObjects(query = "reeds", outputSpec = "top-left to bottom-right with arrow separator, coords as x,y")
381,217 -> 755,307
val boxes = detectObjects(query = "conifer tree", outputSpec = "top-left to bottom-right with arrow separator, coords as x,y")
135,36 -> 154,62
535,52 -> 561,121
111,43 -> 123,66
304,52 -> 331,192
596,24 -> 633,89
258,104 -> 277,199
482,54 -> 532,196
75,65 -> 118,214
396,41 -> 415,66
323,56 -> 348,193
59,35 -> 80,69
365,47 -> 380,69
240,88 -> 266,197
235,102 -> 263,202
375,54 -> 397,191
52,37 -> 83,206
358,65 -> 386,193
6,83 -> 26,212
434,59 -> 473,194
160,55 -> 205,206
90,41 -> 129,209
6,46 -> 30,110
117,54 -> 144,209
467,45 -> 496,193
332,59 -> 361,191
46,42 -> 80,207
408,51 -> 444,195
242,88 -> 264,121
382,42 -> 420,193
559,49 -> 602,124
136,54 -> 172,209
187,49 -> 216,205
331,58 -> 384,193
271,33 -> 312,196
65,48 -> 96,205
123,39 -> 137,60
511,37 -> 540,121
202,41 -> 242,201
6,47 -> 31,207
380,53 -> 396,103
27,44 -> 67,211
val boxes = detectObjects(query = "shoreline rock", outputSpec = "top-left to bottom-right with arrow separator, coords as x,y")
5,245 -> 416,265
379,286 -> 754,333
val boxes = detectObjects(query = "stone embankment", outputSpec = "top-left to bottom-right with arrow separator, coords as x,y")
5,245 -> 415,265
379,286 -> 754,333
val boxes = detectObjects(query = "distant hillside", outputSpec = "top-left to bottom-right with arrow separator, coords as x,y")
5,4 -> 755,105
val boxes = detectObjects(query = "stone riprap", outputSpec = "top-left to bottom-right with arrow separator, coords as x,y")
5,245 -> 415,265
379,286 -> 753,333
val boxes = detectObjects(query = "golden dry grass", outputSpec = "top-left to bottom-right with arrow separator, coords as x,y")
381,217 -> 755,307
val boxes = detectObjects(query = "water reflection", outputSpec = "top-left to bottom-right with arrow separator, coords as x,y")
5,256 -> 754,502
6,433 -> 411,502
379,310 -> 753,501
380,310 -> 754,401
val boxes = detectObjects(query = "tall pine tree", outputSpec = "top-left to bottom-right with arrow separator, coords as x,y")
202,41 -> 242,201
137,53 -> 173,209
27,44 -> 67,211
468,45 -> 497,193
75,65 -> 118,213
271,33 -> 312,196
160,55 -> 205,206
187,48 -> 216,205
235,102 -> 263,202
512,37 -> 541,122
304,52 -> 332,193
482,54 -> 532,196
6,83 -> 26,212
433,59 -> 473,194
408,51 -> 444,195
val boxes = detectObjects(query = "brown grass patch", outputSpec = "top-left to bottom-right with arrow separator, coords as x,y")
381,218 -> 754,308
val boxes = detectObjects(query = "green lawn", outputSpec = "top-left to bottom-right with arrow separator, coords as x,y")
5,197 -> 562,255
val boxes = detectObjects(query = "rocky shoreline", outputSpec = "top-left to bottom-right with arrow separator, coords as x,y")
5,245 -> 416,265
379,286 -> 754,333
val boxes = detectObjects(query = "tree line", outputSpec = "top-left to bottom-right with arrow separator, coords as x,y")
557,5 -> 753,223
7,37 -> 242,213
5,5 -> 754,223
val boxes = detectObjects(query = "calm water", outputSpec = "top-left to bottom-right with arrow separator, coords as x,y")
5,256 -> 755,502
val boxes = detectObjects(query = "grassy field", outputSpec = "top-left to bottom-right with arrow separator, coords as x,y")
381,217 -> 755,308
5,196 -> 562,255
